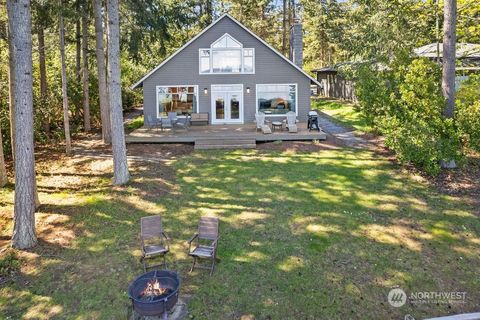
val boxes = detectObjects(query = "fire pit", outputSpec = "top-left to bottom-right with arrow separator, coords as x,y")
128,270 -> 180,319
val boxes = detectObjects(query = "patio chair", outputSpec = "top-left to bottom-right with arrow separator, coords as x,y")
161,112 -> 178,133
254,112 -> 272,134
146,115 -> 160,131
284,111 -> 298,133
140,215 -> 170,272
187,216 -> 219,275
159,116 -> 174,132
173,114 -> 190,131
168,112 -> 178,123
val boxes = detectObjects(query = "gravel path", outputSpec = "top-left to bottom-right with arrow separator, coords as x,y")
316,111 -> 369,148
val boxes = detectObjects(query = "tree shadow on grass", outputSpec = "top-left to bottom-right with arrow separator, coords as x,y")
0,146 -> 479,319
174,149 -> 480,319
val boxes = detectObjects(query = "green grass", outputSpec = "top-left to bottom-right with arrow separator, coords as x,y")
313,98 -> 372,132
0,147 -> 479,319
124,115 -> 144,132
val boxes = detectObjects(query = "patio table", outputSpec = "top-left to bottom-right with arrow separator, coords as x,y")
271,121 -> 283,132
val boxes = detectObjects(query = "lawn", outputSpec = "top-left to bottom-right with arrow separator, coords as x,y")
313,98 -> 372,133
0,142 -> 479,319
125,115 -> 144,132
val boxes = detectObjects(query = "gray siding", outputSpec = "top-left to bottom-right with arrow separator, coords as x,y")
142,16 -> 312,125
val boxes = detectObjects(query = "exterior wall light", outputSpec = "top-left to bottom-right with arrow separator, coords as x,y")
204,88 -> 208,95
246,87 -> 250,94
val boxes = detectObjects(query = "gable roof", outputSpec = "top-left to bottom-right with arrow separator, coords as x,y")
131,14 -> 320,89
414,43 -> 480,59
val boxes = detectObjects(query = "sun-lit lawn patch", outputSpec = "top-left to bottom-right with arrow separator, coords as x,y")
313,98 -> 372,133
125,115 -> 144,132
0,145 -> 479,319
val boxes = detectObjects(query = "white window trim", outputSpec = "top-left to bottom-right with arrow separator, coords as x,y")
199,33 -> 255,75
198,48 -> 255,75
155,85 -> 199,119
210,84 -> 244,124
255,83 -> 298,117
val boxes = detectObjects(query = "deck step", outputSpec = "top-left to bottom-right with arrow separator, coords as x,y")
194,138 -> 256,150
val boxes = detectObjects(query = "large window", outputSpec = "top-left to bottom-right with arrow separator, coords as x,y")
199,34 -> 255,74
257,84 -> 297,115
212,50 -> 242,73
156,86 -> 198,117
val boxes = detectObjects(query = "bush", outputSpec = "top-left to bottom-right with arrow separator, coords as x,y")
355,57 -> 464,175
456,75 -> 480,151
355,63 -> 397,127
457,101 -> 480,151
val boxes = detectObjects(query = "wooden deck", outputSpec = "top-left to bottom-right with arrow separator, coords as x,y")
126,123 -> 327,148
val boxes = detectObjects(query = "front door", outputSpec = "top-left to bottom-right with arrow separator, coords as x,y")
211,85 -> 243,124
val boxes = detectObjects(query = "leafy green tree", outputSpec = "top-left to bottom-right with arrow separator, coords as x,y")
457,0 -> 480,43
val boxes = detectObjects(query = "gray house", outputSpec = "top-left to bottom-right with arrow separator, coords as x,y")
131,14 -> 320,125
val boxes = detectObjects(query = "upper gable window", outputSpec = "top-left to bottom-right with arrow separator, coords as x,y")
199,33 -> 255,74
212,34 -> 242,48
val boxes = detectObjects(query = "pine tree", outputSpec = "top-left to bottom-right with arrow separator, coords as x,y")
442,0 -> 457,118
7,0 -> 38,249
94,0 -> 111,144
81,0 -> 91,132
107,0 -> 130,185
59,1 -> 72,154
0,125 -> 7,187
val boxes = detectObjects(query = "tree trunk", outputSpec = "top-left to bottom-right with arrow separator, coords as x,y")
107,0 -> 130,185
7,26 -> 15,161
104,7 -> 108,70
290,0 -> 296,22
435,0 -> 440,63
82,6 -> 91,132
94,0 -> 111,144
73,0 -> 82,121
282,0 -> 287,55
442,0 -> 456,118
205,0 -> 212,25
59,6 -> 72,155
7,0 -> 38,249
75,1 -> 81,83
0,125 -> 7,187
38,25 -> 50,134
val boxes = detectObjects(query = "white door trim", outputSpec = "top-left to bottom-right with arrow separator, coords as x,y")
210,84 -> 244,124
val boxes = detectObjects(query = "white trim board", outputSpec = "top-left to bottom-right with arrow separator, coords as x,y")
131,14 -> 321,89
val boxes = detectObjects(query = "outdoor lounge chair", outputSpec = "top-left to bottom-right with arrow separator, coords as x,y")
187,216 -> 219,275
140,215 -> 170,272
284,111 -> 298,133
254,112 -> 272,134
